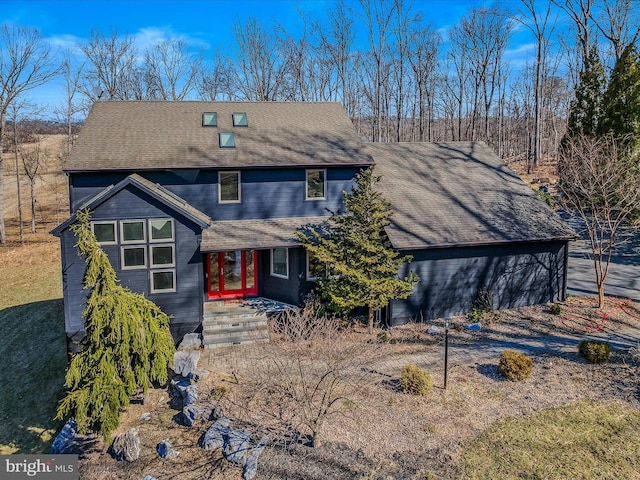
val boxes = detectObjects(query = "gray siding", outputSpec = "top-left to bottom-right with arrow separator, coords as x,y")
391,241 -> 567,323
69,168 -> 359,220
61,184 -> 204,350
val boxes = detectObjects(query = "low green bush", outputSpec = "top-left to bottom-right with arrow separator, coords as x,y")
550,303 -> 562,315
578,340 -> 611,364
499,350 -> 533,381
400,364 -> 433,395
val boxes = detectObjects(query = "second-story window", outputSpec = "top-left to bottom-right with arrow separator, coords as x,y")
219,171 -> 241,203
306,169 -> 326,200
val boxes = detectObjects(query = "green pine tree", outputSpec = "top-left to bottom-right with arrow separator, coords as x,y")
296,167 -> 418,334
599,43 -> 640,139
566,46 -> 606,137
56,209 -> 176,441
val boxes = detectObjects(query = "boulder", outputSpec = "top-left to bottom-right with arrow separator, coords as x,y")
178,333 -> 202,350
187,368 -> 210,382
142,476 -> 157,480
426,326 -> 440,335
182,384 -> 199,406
172,350 -> 201,377
242,435 -> 268,480
223,429 -> 253,465
50,418 -> 96,455
157,439 -> 179,459
202,417 -> 230,450
182,403 -> 214,426
465,322 -> 482,332
140,412 -> 151,421
110,428 -> 141,462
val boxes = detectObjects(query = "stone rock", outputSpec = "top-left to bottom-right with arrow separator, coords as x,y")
172,350 -> 201,377
202,417 -> 230,450
187,368 -> 210,382
426,326 -> 440,335
182,403 -> 214,426
223,429 -> 252,465
142,476 -> 157,480
157,439 -> 179,459
242,435 -> 268,480
50,418 -> 96,455
110,428 -> 141,462
182,384 -> 198,406
178,333 -> 202,350
465,322 -> 482,331
140,412 -> 151,421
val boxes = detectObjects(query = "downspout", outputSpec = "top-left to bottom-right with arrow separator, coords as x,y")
561,241 -> 569,301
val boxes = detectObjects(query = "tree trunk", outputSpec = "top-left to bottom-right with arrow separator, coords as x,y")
0,112 -> 6,244
368,306 -> 374,334
13,121 -> 23,245
30,178 -> 36,233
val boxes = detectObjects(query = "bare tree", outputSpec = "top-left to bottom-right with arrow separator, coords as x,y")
81,29 -> 138,101
57,48 -> 85,162
143,38 -> 203,100
558,133 -> 640,308
595,0 -> 640,63
0,24 -> 58,244
552,0 -> 594,68
20,133 -> 47,234
515,0 -> 557,172
232,18 -> 284,101
198,50 -> 237,100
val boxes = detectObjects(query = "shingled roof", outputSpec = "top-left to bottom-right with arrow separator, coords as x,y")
369,142 -> 577,249
66,101 -> 373,172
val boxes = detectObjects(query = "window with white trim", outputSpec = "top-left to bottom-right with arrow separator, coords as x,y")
151,244 -> 175,267
121,220 -> 145,243
121,246 -> 146,269
306,169 -> 326,200
151,269 -> 176,293
271,248 -> 289,279
306,251 -> 328,281
219,171 -> 241,203
91,221 -> 117,244
149,219 -> 174,242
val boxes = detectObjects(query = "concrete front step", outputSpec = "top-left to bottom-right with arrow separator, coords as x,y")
202,301 -> 270,349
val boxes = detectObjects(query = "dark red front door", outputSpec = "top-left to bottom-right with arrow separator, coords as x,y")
207,250 -> 258,299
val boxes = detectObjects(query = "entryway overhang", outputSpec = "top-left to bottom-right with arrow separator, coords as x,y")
200,216 -> 329,251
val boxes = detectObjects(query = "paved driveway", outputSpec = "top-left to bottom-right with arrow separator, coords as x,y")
563,212 -> 640,301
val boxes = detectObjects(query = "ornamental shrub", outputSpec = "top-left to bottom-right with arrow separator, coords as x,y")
578,340 -> 611,364
550,303 -> 562,315
400,364 -> 433,395
499,350 -> 533,381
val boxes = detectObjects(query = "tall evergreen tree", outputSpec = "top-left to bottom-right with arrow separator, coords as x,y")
57,209 -> 176,440
599,42 -> 640,139
565,45 -> 606,137
296,167 -> 418,334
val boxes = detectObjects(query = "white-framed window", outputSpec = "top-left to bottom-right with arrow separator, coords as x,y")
91,221 -> 117,244
120,220 -> 146,244
149,218 -> 174,242
219,132 -> 236,148
306,169 -> 326,200
271,248 -> 289,279
150,244 -> 175,267
150,269 -> 176,293
121,246 -> 146,269
219,171 -> 241,203
306,251 -> 328,281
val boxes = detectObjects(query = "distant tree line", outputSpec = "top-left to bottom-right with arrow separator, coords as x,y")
0,0 -> 639,243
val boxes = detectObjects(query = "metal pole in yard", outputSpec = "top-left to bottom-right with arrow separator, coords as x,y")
444,317 -> 450,389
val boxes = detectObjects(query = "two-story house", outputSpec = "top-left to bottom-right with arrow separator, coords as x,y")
52,101 -> 576,352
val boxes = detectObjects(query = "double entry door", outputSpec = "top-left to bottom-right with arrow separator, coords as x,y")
207,250 -> 258,299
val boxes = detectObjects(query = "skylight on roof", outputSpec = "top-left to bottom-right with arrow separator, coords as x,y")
202,112 -> 217,126
232,112 -> 248,127
219,132 -> 236,148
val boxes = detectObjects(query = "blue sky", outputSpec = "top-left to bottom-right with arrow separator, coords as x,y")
3,0 -> 543,108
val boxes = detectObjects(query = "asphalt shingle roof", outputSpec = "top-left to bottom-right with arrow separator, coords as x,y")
369,142 -> 577,249
67,101 -> 373,171
201,216 -> 328,251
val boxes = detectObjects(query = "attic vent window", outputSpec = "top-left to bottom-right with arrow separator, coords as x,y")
219,132 -> 236,148
232,112 -> 248,127
202,112 -> 217,126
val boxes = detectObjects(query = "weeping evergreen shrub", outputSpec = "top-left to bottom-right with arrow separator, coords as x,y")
56,209 -> 176,440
